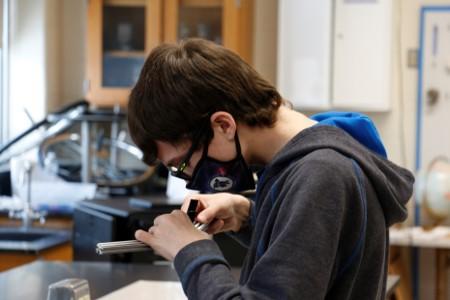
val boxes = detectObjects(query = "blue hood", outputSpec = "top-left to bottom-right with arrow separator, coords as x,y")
311,112 -> 387,158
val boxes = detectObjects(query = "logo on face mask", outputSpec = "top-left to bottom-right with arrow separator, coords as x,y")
186,132 -> 256,194
209,176 -> 234,191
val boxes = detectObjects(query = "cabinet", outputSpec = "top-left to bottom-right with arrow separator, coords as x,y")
87,0 -> 254,107
277,0 -> 393,112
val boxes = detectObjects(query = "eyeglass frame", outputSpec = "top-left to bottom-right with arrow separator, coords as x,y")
168,128 -> 211,180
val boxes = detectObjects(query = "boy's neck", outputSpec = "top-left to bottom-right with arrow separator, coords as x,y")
238,106 -> 317,165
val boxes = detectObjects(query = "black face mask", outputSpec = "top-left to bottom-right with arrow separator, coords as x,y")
186,134 -> 255,194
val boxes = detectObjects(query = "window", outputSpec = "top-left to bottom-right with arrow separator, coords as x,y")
0,0 -> 9,146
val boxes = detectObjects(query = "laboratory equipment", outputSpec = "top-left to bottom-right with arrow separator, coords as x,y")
8,159 -> 46,227
0,100 -> 155,193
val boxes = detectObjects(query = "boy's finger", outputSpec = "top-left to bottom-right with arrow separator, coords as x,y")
206,219 -> 224,235
135,229 -> 153,246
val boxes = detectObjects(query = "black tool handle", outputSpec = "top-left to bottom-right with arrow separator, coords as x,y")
187,199 -> 199,222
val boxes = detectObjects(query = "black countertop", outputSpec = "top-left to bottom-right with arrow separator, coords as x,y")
0,261 -> 180,300
0,260 -> 399,299
78,193 -> 177,218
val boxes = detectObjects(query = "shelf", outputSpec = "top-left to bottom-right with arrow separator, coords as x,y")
104,51 -> 147,58
104,0 -> 146,7
181,0 -> 222,8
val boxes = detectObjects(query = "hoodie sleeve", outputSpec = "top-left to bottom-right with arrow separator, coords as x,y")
227,200 -> 255,247
173,151 -> 363,300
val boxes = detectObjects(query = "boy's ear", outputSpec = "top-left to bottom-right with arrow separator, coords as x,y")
210,111 -> 236,140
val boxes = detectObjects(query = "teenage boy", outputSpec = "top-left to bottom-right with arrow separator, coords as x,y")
128,38 -> 414,300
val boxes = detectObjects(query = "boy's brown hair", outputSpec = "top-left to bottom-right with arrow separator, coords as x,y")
128,38 -> 282,165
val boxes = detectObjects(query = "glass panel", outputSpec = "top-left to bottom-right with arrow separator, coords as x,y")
178,5 -> 222,44
102,55 -> 145,87
102,5 -> 146,88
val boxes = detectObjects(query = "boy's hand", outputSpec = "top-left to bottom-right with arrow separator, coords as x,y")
181,193 -> 251,235
135,210 -> 209,261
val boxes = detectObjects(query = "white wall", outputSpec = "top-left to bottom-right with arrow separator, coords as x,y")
9,0 -> 47,137
252,0 -> 278,86
8,0 -> 86,140
59,0 -> 86,106
45,0 -> 61,114
45,0 -> 87,110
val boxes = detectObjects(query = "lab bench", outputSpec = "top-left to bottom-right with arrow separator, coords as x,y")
0,215 -> 73,272
0,261 -> 181,299
0,260 -> 399,300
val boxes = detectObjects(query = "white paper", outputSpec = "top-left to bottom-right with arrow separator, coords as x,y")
97,280 -> 187,300
166,174 -> 198,205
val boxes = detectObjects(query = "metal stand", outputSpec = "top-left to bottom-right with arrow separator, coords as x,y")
8,160 -> 46,228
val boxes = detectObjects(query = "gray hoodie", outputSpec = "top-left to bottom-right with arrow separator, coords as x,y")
174,125 -> 414,300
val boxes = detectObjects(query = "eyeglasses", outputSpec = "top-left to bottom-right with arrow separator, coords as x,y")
168,133 -> 203,180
